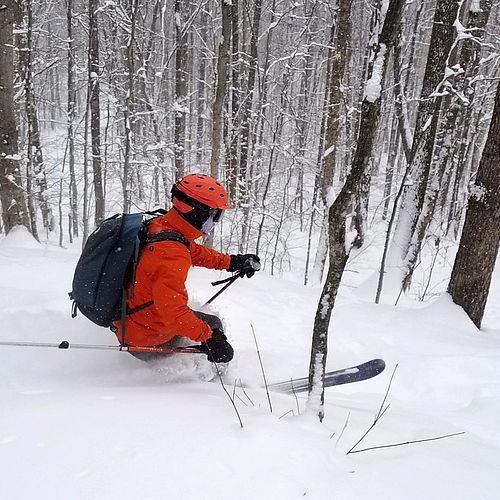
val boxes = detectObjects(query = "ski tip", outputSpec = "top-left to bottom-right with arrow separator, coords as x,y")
370,358 -> 386,373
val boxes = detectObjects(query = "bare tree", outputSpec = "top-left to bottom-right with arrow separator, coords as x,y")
122,0 -> 140,213
227,0 -> 241,199
238,0 -> 262,205
308,0 -> 405,421
17,0 -> 54,238
448,79 -> 500,329
209,0 -> 232,177
311,1 -> 352,282
66,0 -> 78,239
0,0 -> 29,233
88,0 -> 105,225
174,0 -> 188,180
390,0 -> 462,291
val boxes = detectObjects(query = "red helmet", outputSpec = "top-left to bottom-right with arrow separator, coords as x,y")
173,173 -> 229,210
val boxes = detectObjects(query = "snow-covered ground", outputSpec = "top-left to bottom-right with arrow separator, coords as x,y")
1,226 -> 500,499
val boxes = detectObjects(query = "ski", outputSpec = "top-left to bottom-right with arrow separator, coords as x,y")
267,358 -> 386,394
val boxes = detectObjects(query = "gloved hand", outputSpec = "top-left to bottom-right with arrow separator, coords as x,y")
199,328 -> 234,363
227,254 -> 261,278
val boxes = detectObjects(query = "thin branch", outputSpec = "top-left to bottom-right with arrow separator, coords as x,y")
375,364 -> 398,421
334,411 -> 351,447
346,419 -> 377,455
348,432 -> 466,454
210,358 -> 243,428
238,379 -> 255,407
251,324 -> 273,413
347,364 -> 397,454
279,409 -> 295,419
290,379 -> 300,416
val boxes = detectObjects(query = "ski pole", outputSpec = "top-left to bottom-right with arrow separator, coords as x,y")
204,274 -> 241,306
204,259 -> 261,306
0,340 -> 204,354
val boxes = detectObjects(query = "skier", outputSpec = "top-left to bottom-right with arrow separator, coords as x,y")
112,173 -> 260,364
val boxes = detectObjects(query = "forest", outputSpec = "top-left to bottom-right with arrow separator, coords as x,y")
1,0 -> 500,418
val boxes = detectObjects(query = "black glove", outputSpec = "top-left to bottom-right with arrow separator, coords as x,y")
227,254 -> 261,278
199,328 -> 234,363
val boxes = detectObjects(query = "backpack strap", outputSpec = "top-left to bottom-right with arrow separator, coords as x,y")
125,230 -> 191,320
142,230 -> 190,250
143,208 -> 167,217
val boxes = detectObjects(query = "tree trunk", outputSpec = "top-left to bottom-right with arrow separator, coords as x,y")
227,0 -> 240,200
448,79 -> 500,329
308,0 -> 405,421
174,0 -> 188,180
322,0 -> 353,200
390,0 -> 461,290
66,0 -> 78,238
238,0 -> 262,205
195,10 -> 209,166
19,0 -> 53,237
89,0 -> 105,226
405,0 -> 493,286
0,0 -> 29,233
209,0 -> 231,177
123,0 -> 139,213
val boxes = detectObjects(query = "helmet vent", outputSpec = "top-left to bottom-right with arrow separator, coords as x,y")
174,173 -> 229,209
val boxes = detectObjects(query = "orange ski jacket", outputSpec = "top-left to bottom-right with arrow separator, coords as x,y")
113,208 -> 231,347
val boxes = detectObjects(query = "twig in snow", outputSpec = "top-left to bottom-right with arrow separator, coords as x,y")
346,364 -> 398,454
279,409 -> 295,419
251,324 -> 273,413
210,357 -> 243,428
232,379 -> 249,407
238,379 -> 255,407
335,411 -> 351,447
348,431 -> 466,454
290,378 -> 300,416
232,378 -> 237,400
375,364 -> 398,420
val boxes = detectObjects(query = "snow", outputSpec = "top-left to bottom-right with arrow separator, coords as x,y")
1,226 -> 500,499
470,0 -> 482,13
3,154 -> 22,161
364,44 -> 387,103
325,184 -> 335,208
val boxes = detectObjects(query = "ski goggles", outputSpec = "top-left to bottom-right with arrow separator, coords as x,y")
201,208 -> 224,234
209,208 -> 223,222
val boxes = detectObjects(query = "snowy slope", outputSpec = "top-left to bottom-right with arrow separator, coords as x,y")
1,227 -> 500,500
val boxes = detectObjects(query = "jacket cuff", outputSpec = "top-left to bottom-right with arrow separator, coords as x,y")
195,322 -> 213,343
